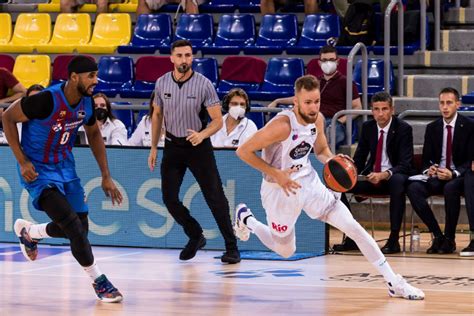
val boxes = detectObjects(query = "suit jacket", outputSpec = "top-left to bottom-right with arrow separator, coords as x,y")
353,116 -> 414,176
422,114 -> 473,176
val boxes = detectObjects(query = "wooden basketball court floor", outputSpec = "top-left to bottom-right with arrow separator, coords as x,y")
1,234 -> 473,316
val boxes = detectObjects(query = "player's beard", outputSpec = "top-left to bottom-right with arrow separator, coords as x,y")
78,81 -> 95,96
297,104 -> 318,124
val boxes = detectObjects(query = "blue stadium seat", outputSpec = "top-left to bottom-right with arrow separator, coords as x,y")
353,59 -> 395,96
248,57 -> 304,101
286,14 -> 340,55
247,104 -> 265,129
199,0 -> 239,13
161,14 -> 213,53
216,56 -> 267,98
95,56 -> 134,98
192,58 -> 218,87
117,14 -> 172,54
461,93 -> 474,104
238,0 -> 260,13
111,106 -> 135,137
201,14 -> 255,55
120,56 -> 173,99
243,14 -> 298,55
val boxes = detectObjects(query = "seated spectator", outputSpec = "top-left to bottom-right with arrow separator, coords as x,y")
127,93 -> 165,147
0,67 -> 26,105
60,0 -> 118,13
260,0 -> 319,15
137,0 -> 204,15
26,84 -> 45,97
269,45 -> 361,150
211,88 -> 258,148
81,93 -> 128,145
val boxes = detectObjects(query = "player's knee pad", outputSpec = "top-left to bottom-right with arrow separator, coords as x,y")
56,212 -> 85,242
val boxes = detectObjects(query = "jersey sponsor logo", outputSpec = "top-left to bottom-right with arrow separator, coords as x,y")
311,128 -> 316,135
292,134 -> 298,140
164,93 -> 171,99
187,95 -> 197,99
52,122 -> 62,132
289,141 -> 312,160
272,222 -> 288,233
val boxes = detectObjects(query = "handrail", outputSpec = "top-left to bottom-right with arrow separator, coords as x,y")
420,0 -> 427,51
346,43 -> 368,146
435,0 -> 441,50
385,0 -> 404,96
330,109 -> 372,153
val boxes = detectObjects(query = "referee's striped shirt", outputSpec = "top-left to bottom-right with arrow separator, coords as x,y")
154,71 -> 220,138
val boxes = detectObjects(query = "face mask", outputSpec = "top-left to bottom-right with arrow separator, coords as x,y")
95,108 -> 108,121
321,61 -> 337,75
228,106 -> 246,120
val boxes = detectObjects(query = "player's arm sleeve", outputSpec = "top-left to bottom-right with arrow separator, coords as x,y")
20,91 -> 54,120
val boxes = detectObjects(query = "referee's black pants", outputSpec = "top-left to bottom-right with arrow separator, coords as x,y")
161,137 -> 238,251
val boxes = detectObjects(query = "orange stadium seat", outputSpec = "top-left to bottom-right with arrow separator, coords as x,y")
0,13 -> 51,53
77,13 -> 131,54
13,55 -> 51,88
36,14 -> 91,53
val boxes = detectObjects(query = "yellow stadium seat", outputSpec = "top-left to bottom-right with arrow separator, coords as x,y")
37,0 -> 60,13
0,14 -> 12,45
109,0 -> 137,13
77,13 -> 131,54
0,14 -> 51,53
13,55 -> 51,88
36,14 -> 91,53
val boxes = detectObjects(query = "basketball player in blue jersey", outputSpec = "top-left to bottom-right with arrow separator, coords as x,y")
235,75 -> 425,300
2,56 -> 123,303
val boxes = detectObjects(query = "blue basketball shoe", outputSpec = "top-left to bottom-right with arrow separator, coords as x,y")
93,274 -> 123,303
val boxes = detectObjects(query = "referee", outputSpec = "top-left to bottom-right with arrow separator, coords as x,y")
148,40 -> 240,264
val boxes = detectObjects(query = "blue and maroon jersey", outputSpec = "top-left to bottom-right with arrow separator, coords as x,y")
21,84 -> 94,164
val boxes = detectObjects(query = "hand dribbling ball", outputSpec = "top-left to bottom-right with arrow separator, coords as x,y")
323,156 -> 358,192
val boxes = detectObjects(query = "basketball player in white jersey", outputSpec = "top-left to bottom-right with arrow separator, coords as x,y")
235,75 -> 424,300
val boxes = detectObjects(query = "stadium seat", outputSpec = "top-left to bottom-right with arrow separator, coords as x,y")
201,14 -> 256,55
77,14 -> 131,54
461,93 -> 474,104
286,14 -> 340,55
243,14 -> 298,55
238,0 -> 260,13
216,56 -> 267,97
192,58 -> 218,87
199,0 -> 239,13
0,54 -> 15,72
109,0 -> 137,12
248,57 -> 304,101
163,14 -> 213,53
95,56 -> 134,98
111,107 -> 135,137
120,56 -> 173,99
353,59 -> 395,96
307,57 -> 348,77
247,104 -> 265,129
0,13 -> 51,53
13,55 -> 51,88
117,14 -> 172,54
0,13 -> 12,45
36,14 -> 91,53
51,54 -> 95,86
37,0 -> 96,12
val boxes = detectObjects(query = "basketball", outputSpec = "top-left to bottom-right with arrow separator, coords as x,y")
323,156 -> 358,192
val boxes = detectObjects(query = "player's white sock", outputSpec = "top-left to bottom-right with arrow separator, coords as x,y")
28,223 -> 50,239
372,257 -> 398,285
84,261 -> 103,282
246,217 -> 276,250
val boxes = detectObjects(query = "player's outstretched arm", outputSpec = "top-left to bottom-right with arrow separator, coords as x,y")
314,113 -> 334,164
84,123 -> 123,206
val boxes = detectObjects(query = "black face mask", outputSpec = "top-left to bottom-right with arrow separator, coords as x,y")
95,108 -> 108,121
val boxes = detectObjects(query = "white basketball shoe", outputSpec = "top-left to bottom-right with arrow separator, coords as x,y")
234,203 -> 253,242
14,219 -> 39,262
387,274 -> 425,300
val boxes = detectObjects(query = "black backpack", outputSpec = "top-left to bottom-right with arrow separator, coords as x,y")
337,1 -> 375,47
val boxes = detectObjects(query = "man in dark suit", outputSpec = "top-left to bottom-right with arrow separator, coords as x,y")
334,91 -> 414,254
407,87 -> 473,254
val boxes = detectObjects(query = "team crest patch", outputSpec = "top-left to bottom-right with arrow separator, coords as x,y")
77,111 -> 86,119
59,111 -> 66,118
311,128 -> 316,135
289,141 -> 312,159
52,122 -> 62,132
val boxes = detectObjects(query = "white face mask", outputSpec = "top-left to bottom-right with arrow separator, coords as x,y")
321,61 -> 337,75
228,106 -> 246,120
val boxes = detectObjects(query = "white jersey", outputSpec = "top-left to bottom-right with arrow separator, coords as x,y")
262,110 -> 317,182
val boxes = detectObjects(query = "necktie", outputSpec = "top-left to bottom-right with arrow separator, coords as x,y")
374,130 -> 384,172
446,125 -> 453,170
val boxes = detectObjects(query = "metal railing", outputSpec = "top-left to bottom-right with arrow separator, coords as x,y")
385,0 -> 404,96
420,0 -> 427,51
330,109 -> 373,153
346,43 -> 368,146
435,0 -> 441,51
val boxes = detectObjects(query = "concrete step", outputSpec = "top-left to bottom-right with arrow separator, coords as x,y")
445,7 -> 474,25
393,97 -> 439,113
441,29 -> 474,51
403,74 -> 474,97
397,51 -> 474,68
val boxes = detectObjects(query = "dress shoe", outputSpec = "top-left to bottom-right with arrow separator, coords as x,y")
426,236 -> 444,254
333,237 -> 359,251
460,239 -> 474,257
438,237 -> 456,254
381,239 -> 401,254
221,249 -> 241,264
179,235 -> 206,260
